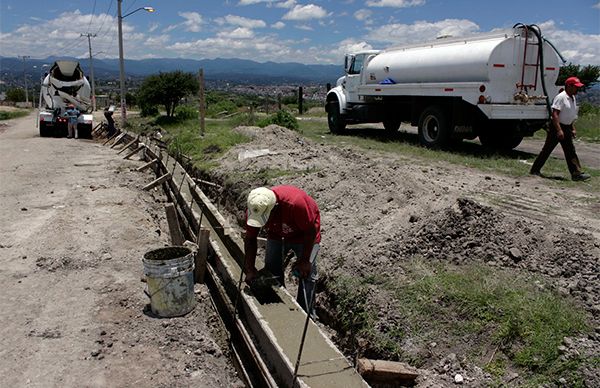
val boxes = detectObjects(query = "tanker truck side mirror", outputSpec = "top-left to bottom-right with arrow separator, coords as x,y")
344,54 -> 355,74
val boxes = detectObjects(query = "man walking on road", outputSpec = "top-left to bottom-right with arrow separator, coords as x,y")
530,77 -> 591,181
243,186 -> 320,316
64,104 -> 80,139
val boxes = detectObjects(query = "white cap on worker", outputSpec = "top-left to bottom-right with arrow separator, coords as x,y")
247,187 -> 276,227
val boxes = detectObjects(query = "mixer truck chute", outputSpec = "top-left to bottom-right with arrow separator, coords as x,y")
326,24 -> 564,150
38,60 -> 94,138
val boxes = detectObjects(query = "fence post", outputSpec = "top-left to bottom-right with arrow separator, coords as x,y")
198,68 -> 205,136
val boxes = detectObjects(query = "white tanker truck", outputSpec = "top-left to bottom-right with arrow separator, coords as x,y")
326,24 -> 565,149
38,60 -> 94,138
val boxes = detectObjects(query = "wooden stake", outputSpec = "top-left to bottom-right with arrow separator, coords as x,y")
195,228 -> 210,283
123,145 -> 145,160
110,132 -> 127,148
117,136 -> 139,154
103,131 -> 118,145
165,203 -> 185,246
356,359 -> 419,383
143,172 -> 171,191
91,122 -> 102,135
199,68 -> 205,136
192,177 -> 222,189
137,158 -> 158,172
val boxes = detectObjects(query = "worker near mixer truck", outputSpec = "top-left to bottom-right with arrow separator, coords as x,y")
530,77 -> 591,181
244,186 -> 321,315
64,104 -> 80,139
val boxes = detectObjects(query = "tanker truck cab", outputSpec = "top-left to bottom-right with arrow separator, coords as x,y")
327,50 -> 380,134
326,24 -> 563,150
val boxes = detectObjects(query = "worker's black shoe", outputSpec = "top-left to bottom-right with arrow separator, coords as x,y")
572,172 -> 591,181
530,170 -> 541,177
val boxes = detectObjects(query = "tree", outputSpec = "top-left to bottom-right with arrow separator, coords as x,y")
557,63 -> 600,91
5,88 -> 26,102
137,71 -> 199,117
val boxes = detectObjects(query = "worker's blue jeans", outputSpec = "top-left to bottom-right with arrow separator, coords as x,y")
265,239 -> 319,318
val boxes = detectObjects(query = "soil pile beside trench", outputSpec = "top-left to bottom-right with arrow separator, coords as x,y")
203,124 -> 599,387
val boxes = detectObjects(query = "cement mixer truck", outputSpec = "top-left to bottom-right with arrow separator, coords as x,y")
326,24 -> 565,149
38,60 -> 94,138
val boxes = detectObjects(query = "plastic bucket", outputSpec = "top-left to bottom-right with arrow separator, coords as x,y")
143,246 -> 196,317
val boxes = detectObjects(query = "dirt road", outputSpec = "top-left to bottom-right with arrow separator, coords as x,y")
0,112 -> 241,387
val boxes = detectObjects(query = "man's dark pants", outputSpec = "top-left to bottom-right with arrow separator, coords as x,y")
531,124 -> 582,177
265,239 -> 319,318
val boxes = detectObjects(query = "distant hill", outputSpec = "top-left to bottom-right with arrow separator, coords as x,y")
0,56 -> 343,85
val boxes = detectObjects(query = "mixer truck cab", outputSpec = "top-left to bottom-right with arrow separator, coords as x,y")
326,24 -> 564,150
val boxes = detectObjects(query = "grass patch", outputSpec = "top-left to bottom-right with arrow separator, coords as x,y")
128,116 -> 250,172
328,259 -> 591,384
577,111 -> 600,142
0,109 -> 29,120
298,119 -> 600,193
395,260 -> 588,382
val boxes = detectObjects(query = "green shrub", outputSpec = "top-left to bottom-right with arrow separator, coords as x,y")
257,109 -> 299,131
140,103 -> 159,117
207,99 -> 238,118
175,105 -> 197,121
230,112 -> 257,127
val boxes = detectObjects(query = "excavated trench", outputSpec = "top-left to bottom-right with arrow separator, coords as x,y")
172,123 -> 600,387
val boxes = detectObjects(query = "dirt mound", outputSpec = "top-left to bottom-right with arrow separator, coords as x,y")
206,124 -> 600,386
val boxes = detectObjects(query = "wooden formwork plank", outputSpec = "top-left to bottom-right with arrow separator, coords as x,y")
143,173 -> 171,191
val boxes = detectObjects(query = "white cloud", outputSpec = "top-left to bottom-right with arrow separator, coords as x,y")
537,20 -> 600,65
148,23 -> 160,33
354,9 -> 372,22
179,11 -> 204,32
145,34 -> 170,47
366,0 -> 425,7
367,19 -> 480,45
272,21 -> 286,29
295,24 -> 314,31
594,2 -> 600,9
215,15 -> 266,28
283,4 -> 328,20
275,0 -> 296,8
238,0 -> 271,5
217,27 -> 255,39
0,10 -> 143,59
167,35 -> 293,61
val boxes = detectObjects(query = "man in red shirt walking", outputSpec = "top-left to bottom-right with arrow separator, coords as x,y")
244,185 -> 321,316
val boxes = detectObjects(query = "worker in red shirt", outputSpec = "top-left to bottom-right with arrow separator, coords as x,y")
244,185 -> 321,316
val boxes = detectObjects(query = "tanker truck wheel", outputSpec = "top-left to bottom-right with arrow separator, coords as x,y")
478,121 -> 524,151
327,101 -> 346,134
383,118 -> 401,135
418,106 -> 451,148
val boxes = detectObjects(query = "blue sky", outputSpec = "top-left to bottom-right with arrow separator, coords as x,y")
1,0 -> 599,65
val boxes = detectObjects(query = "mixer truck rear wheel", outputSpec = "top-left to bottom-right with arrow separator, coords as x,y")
418,106 -> 451,148
327,101 -> 346,134
39,122 -> 51,137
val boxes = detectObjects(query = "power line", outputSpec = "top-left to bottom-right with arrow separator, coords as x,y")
87,0 -> 97,33
124,0 -> 139,15
94,0 -> 114,36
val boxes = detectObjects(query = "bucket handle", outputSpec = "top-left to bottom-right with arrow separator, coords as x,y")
143,274 -> 189,299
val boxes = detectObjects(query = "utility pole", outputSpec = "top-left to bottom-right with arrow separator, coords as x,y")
81,33 -> 97,111
19,55 -> 31,105
117,0 -> 126,128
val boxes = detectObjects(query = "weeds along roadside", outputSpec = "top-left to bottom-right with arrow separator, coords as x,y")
0,108 -> 30,121
125,106 -> 598,386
